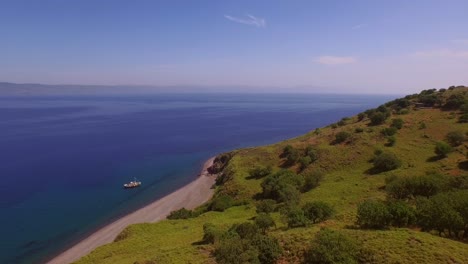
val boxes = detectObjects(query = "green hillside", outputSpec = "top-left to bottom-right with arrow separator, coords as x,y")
76,86 -> 468,264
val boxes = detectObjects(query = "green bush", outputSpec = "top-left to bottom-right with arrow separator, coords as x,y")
459,113 -> 468,123
305,229 -> 360,264
303,201 -> 334,223
434,141 -> 452,158
334,131 -> 351,144
261,170 -> 303,204
355,127 -> 364,133
231,222 -> 260,239
370,112 -> 387,125
254,213 -> 276,233
386,174 -> 449,199
250,235 -> 283,264
256,199 -> 277,214
282,207 -> 309,228
357,200 -> 390,228
416,191 -> 468,237
210,195 -> 234,212
381,127 -> 397,136
387,200 -> 416,227
358,112 -> 366,121
203,223 -> 222,244
298,156 -> 312,170
386,136 -> 396,146
304,145 -> 319,162
445,131 -> 465,146
249,166 -> 273,179
302,170 -> 324,192
391,118 -> 404,129
167,208 -> 194,219
372,152 -> 401,173
215,236 -> 259,264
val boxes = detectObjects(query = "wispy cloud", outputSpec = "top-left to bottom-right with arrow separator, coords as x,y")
412,49 -> 468,58
451,39 -> 468,45
316,56 -> 357,65
224,14 -> 266,28
352,24 -> 367,30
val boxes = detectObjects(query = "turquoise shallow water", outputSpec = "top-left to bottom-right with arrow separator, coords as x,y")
0,93 -> 396,263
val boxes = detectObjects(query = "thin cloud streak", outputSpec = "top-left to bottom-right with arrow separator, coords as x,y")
412,49 -> 468,58
352,23 -> 367,30
224,14 -> 266,28
316,56 -> 357,65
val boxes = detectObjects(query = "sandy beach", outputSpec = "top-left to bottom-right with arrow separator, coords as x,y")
46,157 -> 217,264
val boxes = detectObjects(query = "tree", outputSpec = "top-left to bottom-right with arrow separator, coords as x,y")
303,201 -> 334,223
334,131 -> 351,144
255,213 -> 276,233
232,222 -> 260,239
167,208 -> 193,219
357,200 -> 390,228
445,131 -> 465,147
250,235 -> 283,264
302,170 -> 324,192
215,236 -> 260,264
203,223 -> 222,244
391,118 -> 404,129
434,141 -> 452,158
372,152 -> 401,173
370,112 -> 387,125
299,156 -> 312,170
387,201 -> 416,227
386,136 -> 396,147
381,127 -> 397,136
249,166 -> 273,179
282,207 -> 308,228
358,112 -> 366,121
210,195 -> 234,212
305,229 -> 360,264
256,199 -> 277,214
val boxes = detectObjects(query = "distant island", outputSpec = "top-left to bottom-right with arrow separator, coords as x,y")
57,86 -> 468,264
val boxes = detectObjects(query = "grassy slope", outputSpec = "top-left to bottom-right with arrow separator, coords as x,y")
77,89 -> 468,264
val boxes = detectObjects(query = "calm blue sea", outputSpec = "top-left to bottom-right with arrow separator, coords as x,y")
0,93 -> 396,264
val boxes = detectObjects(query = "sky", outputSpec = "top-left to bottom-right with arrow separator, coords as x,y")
1,0 -> 468,94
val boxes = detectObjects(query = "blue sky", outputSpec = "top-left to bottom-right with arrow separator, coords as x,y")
1,0 -> 468,93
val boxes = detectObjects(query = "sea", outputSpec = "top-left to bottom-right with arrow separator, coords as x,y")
0,93 -> 397,264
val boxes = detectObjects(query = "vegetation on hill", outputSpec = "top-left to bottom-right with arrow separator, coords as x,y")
76,86 -> 468,264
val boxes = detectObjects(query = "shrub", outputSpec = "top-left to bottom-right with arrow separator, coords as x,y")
334,131 -> 351,144
372,152 -> 401,173
261,170 -> 302,203
254,213 -> 276,233
445,131 -> 465,146
386,136 -> 396,146
358,113 -> 366,121
167,208 -> 194,219
355,127 -> 364,133
434,141 -> 452,158
298,156 -> 312,170
282,146 -> 300,166
459,113 -> 468,123
303,201 -> 334,223
210,195 -> 234,212
386,174 -> 449,199
370,112 -> 387,125
249,166 -> 273,179
282,207 -> 308,228
304,145 -> 319,162
250,235 -> 282,264
305,229 -> 360,264
381,127 -> 397,136
416,191 -> 467,237
302,170 -> 324,192
256,199 -> 277,214
391,118 -> 404,129
232,222 -> 260,239
398,108 -> 409,115
419,122 -> 427,129
214,236 -> 259,264
357,200 -> 390,228
203,223 -> 222,244
331,123 -> 338,129
387,201 -> 416,227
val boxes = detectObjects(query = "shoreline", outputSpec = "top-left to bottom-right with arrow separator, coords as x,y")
46,157 -> 217,264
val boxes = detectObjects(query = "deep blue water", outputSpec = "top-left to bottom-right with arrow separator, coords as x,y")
0,93 -> 396,264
